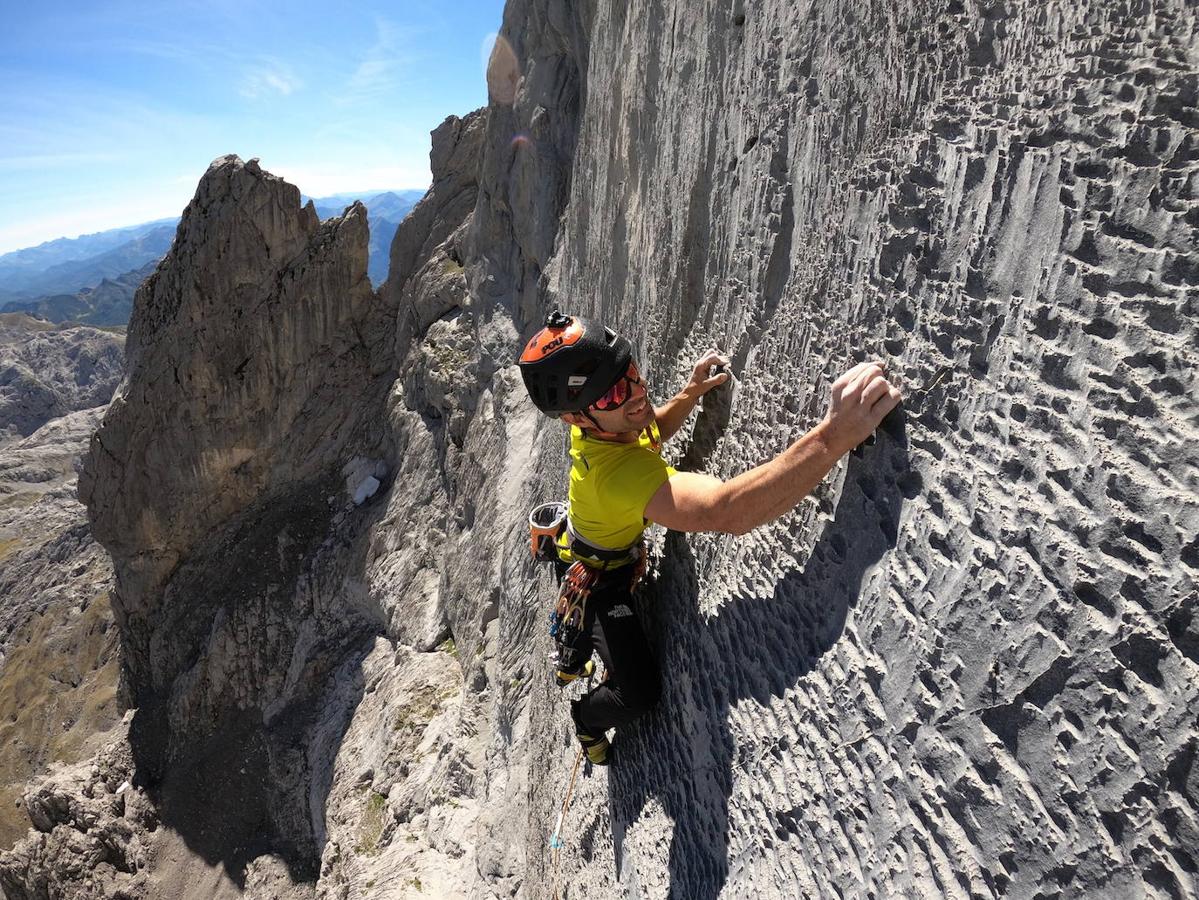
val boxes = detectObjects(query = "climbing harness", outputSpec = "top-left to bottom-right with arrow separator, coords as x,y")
528,498 -> 641,570
550,744 -> 585,900
564,519 -> 642,570
546,546 -> 647,680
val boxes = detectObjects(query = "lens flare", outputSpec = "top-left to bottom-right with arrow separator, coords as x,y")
485,34 -> 520,105
511,132 -> 532,149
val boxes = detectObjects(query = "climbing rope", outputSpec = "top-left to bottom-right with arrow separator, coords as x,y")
551,744 -> 586,900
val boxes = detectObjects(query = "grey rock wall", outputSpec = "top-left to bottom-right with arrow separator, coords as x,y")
0,326 -> 123,853
73,154 -> 400,888
520,0 -> 1199,898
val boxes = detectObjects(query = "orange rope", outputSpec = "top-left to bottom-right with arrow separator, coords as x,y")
552,744 -> 586,900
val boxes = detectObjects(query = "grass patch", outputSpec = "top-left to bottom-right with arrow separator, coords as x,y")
392,682 -> 454,732
428,343 -> 470,374
354,790 -> 389,856
0,591 -> 121,847
0,538 -> 22,563
0,492 -> 41,512
438,637 -> 457,658
0,314 -> 56,332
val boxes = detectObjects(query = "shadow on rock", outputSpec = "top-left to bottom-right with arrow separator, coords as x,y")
126,476 -> 388,887
609,414 -> 909,899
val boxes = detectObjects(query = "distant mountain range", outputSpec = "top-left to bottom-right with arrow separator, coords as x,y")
0,188 -> 424,325
1,261 -> 160,327
0,218 -> 177,279
0,224 -> 176,306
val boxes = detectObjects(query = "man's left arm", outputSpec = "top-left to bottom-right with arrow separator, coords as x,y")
655,349 -> 730,441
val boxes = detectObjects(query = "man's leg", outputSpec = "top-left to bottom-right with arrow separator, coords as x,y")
571,578 -> 661,739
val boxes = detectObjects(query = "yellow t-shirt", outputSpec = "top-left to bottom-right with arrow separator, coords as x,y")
559,421 -> 677,564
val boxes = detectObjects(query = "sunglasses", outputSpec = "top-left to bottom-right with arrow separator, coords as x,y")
591,362 -> 643,412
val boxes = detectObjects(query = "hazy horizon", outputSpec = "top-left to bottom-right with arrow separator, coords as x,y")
1,185 -> 429,259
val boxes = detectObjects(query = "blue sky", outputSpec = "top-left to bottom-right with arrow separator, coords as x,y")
0,0 -> 507,253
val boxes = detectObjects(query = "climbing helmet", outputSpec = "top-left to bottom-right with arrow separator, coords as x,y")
518,309 -> 633,415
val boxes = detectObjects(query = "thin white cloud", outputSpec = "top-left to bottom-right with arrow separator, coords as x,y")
339,17 -> 417,105
0,81 -> 216,171
79,37 -> 307,103
239,61 -> 303,100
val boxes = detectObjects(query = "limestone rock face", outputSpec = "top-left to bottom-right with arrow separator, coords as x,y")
511,1 -> 1199,898
80,154 -> 394,673
0,316 -> 125,853
384,110 -> 487,352
71,154 -> 399,888
0,722 -> 151,900
0,404 -> 122,851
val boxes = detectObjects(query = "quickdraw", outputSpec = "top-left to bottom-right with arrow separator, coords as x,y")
550,744 -> 585,900
548,561 -> 599,675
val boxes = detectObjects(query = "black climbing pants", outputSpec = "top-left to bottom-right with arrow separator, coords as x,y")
560,563 -> 661,736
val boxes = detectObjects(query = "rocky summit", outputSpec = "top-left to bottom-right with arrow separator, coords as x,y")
0,0 -> 1195,898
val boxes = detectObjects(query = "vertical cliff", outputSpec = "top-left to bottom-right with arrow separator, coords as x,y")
1,0 -> 1194,898
514,1 -> 1198,897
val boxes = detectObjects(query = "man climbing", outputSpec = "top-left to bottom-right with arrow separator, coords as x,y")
519,309 -> 901,765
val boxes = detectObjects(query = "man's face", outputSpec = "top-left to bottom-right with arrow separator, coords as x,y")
580,361 -> 654,433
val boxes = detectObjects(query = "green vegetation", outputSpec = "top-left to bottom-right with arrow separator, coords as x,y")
0,313 -> 56,332
438,637 -> 458,658
0,591 -> 121,847
0,492 -> 41,512
392,682 -> 456,733
354,790 -> 389,856
428,342 -> 470,374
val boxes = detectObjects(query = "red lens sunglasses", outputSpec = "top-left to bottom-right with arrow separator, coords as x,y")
591,362 -> 643,412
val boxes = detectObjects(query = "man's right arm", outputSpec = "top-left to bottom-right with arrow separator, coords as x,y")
644,361 -> 901,535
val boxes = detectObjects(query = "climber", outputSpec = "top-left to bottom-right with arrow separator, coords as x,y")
518,309 -> 901,765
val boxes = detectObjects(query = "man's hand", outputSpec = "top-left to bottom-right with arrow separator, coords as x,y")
683,349 -> 731,399
654,349 -> 731,441
820,361 -> 902,456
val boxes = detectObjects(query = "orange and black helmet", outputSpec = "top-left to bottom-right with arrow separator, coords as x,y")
518,309 -> 632,415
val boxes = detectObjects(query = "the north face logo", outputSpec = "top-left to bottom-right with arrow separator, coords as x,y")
609,604 -> 634,618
